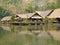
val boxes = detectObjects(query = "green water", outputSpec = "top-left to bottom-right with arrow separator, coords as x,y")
0,24 -> 60,45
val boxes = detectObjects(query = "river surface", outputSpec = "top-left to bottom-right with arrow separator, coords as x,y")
0,24 -> 60,45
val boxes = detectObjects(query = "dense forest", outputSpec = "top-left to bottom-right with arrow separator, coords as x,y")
0,0 -> 60,19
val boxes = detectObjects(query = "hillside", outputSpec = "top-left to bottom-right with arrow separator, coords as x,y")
0,0 -> 59,13
0,0 -> 60,19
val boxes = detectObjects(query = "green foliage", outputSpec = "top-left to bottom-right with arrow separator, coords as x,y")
0,0 -> 60,14
34,6 -> 40,11
46,3 -> 56,10
0,7 -> 11,19
11,15 -> 15,21
57,0 -> 60,8
48,18 -> 57,23
24,4 -> 35,13
11,25 -> 15,32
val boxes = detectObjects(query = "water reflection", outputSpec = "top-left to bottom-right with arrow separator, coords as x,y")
1,23 -> 60,31
0,24 -> 60,45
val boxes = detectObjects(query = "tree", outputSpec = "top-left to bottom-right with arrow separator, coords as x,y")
57,0 -> 60,8
24,4 -> 35,13
11,15 -> 15,21
0,7 -> 11,19
46,2 -> 56,10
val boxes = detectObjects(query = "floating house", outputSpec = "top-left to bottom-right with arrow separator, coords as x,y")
16,10 -> 53,23
47,8 -> 60,22
16,13 -> 42,23
1,16 -> 12,23
1,10 -> 53,24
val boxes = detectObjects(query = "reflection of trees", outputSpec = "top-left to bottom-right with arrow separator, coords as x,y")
28,24 -> 43,31
10,25 -> 14,32
1,24 -> 23,32
0,24 -> 60,45
32,31 -> 54,40
0,27 -> 10,38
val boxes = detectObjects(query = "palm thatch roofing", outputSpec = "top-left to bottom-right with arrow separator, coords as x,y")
30,12 -> 42,18
36,10 -> 53,18
16,13 -> 42,19
1,16 -> 12,21
16,10 -> 53,19
48,8 -> 60,18
1,10 -> 53,22
16,13 -> 34,18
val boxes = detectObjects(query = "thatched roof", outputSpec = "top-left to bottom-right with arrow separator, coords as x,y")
30,12 -> 42,19
48,8 -> 60,18
16,13 -> 34,18
1,10 -> 53,22
16,10 -> 52,19
16,13 -> 42,19
1,16 -> 11,21
36,10 -> 53,18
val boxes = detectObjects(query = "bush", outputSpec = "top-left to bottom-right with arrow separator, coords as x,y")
0,7 -> 11,19
11,15 -> 15,21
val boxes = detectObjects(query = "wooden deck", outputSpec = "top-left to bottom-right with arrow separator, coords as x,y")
9,22 -> 41,25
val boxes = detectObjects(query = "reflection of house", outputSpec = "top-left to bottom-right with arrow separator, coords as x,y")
49,31 -> 60,41
48,8 -> 60,22
37,31 -> 54,40
1,25 -> 11,31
